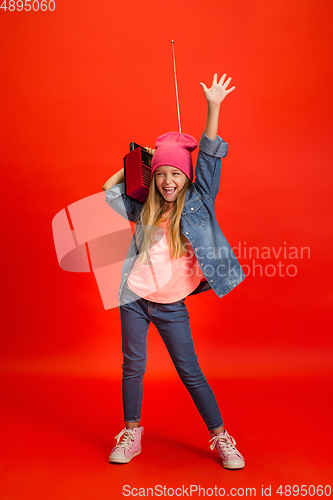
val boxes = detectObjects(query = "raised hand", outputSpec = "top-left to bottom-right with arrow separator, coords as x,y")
200,73 -> 235,107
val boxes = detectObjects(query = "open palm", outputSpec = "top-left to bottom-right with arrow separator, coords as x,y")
200,73 -> 235,106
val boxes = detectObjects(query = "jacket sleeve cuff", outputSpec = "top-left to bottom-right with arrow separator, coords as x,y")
198,132 -> 228,158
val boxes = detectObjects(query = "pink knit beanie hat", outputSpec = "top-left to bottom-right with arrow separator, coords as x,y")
151,132 -> 197,181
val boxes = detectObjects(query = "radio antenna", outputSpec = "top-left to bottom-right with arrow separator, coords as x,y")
171,40 -> 181,133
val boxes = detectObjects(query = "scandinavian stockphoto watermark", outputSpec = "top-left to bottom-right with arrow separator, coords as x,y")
118,239 -> 310,307
178,240 -> 310,279
121,234 -> 309,307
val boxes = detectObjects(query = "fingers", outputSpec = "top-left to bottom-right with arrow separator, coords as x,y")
221,75 -> 236,93
201,73 -> 236,99
144,147 -> 155,154
218,73 -> 227,85
223,76 -> 232,88
218,74 -> 235,90
202,74 -> 234,91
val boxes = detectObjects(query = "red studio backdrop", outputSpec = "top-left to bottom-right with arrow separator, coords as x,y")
1,1 -> 332,499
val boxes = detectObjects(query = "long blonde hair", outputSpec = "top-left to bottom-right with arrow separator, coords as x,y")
137,173 -> 191,263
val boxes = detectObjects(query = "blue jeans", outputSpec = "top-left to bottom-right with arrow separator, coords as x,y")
119,281 -> 224,431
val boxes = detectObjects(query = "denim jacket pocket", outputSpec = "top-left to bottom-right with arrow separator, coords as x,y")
182,197 -> 209,226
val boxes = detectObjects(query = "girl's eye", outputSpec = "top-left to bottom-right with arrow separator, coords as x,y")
156,171 -> 180,176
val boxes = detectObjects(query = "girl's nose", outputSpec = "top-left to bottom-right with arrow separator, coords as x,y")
164,176 -> 174,184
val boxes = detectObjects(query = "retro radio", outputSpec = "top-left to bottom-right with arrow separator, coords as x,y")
123,142 -> 153,203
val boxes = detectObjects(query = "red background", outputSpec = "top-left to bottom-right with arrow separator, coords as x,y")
1,0 -> 332,498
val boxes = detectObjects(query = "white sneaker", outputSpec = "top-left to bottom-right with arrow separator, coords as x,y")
109,427 -> 144,464
209,430 -> 245,469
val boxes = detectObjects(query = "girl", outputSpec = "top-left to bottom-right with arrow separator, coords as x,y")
103,73 -> 246,469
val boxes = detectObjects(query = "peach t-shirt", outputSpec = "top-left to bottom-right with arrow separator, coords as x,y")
127,209 -> 206,303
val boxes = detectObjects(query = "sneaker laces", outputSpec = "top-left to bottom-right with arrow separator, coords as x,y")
114,428 -> 136,449
209,431 -> 237,453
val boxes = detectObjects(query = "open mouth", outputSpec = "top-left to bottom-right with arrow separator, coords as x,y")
163,187 -> 176,195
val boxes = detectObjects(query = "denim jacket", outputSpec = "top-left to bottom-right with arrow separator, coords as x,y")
105,132 -> 246,308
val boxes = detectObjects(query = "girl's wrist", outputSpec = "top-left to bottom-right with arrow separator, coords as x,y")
203,104 -> 220,141
207,101 -> 221,110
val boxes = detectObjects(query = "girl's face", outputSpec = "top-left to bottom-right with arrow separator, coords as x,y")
155,166 -> 187,203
